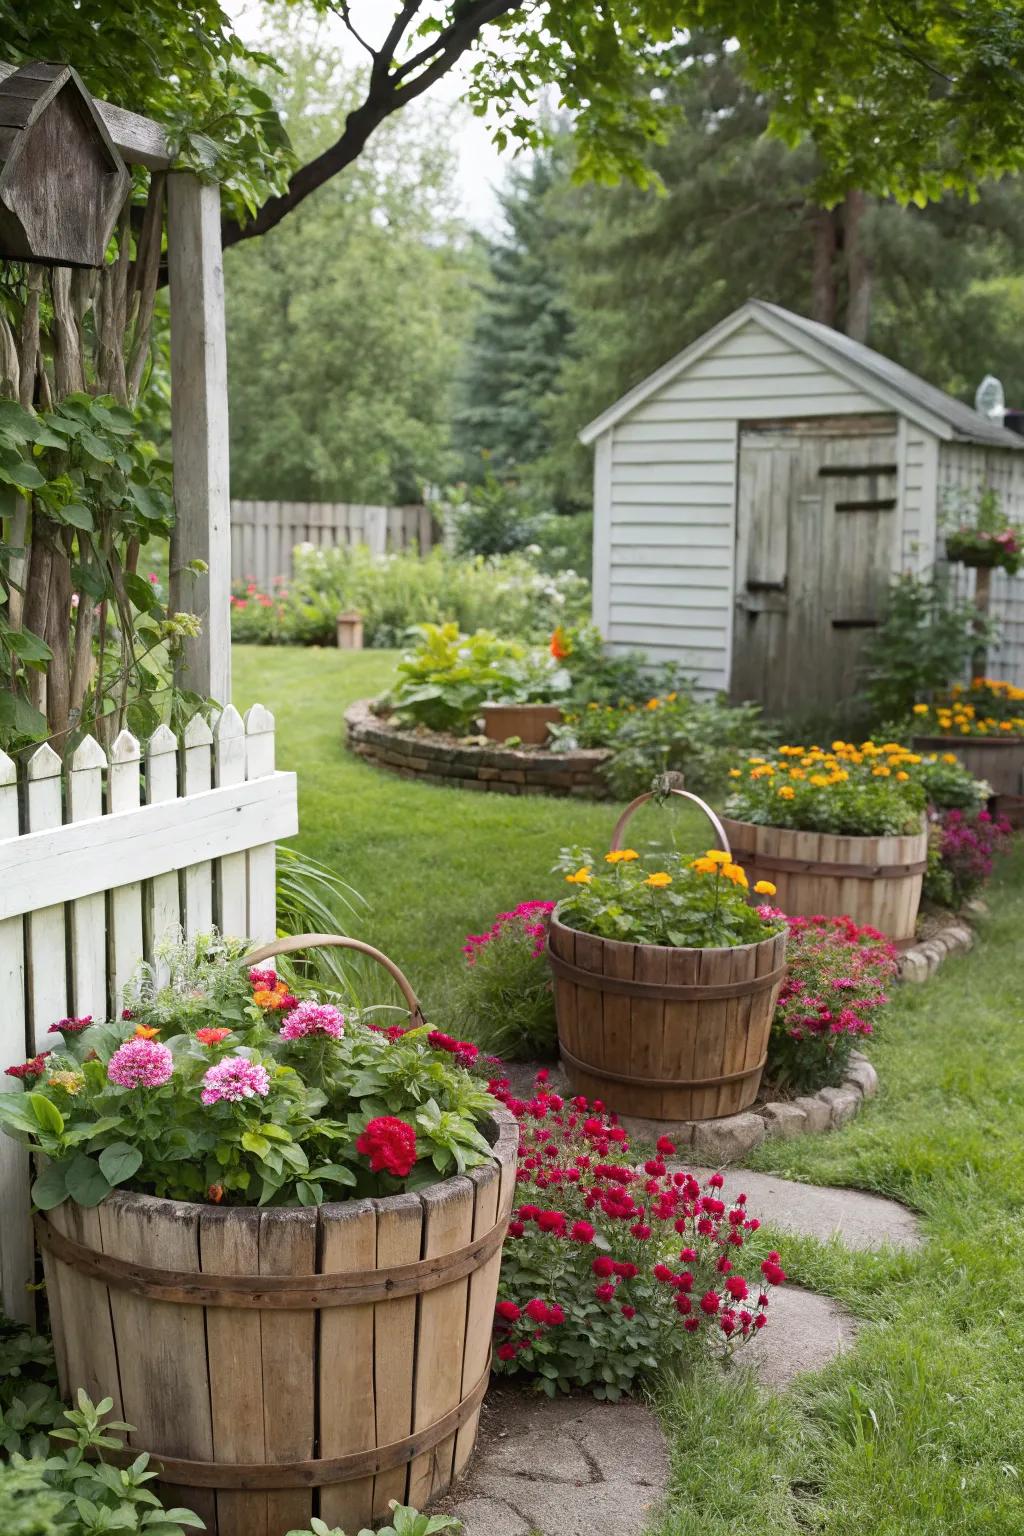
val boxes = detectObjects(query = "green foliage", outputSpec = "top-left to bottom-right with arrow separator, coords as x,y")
0,935 -> 497,1209
273,845 -> 368,994
0,1316 -> 61,1461
0,1385 -> 204,1536
285,1505 -> 460,1536
861,575 -> 995,727
943,485 -> 1023,575
726,741 -> 936,837
230,546 -> 590,651
554,684 -> 770,799
554,845 -> 782,949
384,623 -> 538,733
448,472 -> 543,558
448,903 -> 557,1060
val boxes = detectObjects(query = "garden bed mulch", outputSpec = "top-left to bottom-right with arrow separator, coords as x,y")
344,696 -> 612,798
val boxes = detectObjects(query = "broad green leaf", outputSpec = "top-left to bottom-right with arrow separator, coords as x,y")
64,1152 -> 113,1207
241,1131 -> 270,1158
98,1141 -> 143,1186
58,502 -> 94,531
31,1160 -> 69,1210
27,1092 -> 64,1136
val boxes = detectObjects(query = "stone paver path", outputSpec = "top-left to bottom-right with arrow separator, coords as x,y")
683,1166 -> 922,1251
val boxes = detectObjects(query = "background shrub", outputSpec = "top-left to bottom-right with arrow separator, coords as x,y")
448,902 -> 556,1059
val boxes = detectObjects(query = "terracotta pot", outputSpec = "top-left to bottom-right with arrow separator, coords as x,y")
480,701 -> 562,745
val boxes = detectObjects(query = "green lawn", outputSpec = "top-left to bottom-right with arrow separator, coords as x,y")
235,645 -> 1024,1535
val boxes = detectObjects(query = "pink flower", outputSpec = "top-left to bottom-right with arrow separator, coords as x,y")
279,1000 -> 344,1041
201,1055 -> 270,1105
248,966 -> 278,988
48,1015 -> 93,1035
107,1038 -> 173,1089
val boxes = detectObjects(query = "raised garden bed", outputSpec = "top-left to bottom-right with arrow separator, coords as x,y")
345,697 -> 612,798
912,733 -> 1024,801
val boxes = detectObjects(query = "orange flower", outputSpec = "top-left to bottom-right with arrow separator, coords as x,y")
550,625 -> 571,660
207,1184 -> 224,1204
645,871 -> 672,888
133,1024 -> 160,1040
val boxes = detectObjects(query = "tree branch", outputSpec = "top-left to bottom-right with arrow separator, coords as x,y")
337,2 -> 379,63
221,0 -> 521,250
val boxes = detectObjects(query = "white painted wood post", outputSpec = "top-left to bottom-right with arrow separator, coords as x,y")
214,706 -> 249,936
0,749 -> 31,1324
107,731 -> 144,1009
244,704 -> 277,943
145,726 -> 182,979
182,714 -> 215,936
26,745 -> 67,1049
168,173 -> 231,705
67,736 -> 109,1020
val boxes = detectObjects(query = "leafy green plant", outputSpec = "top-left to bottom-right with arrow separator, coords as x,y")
726,741 -> 935,837
274,846 -> 368,994
0,1389 -> 204,1536
449,902 -> 557,1060
944,485 -> 1023,574
0,936 -> 497,1210
554,845 -> 783,949
383,623 -> 528,732
285,1504 -> 460,1536
0,1314 -> 61,1460
860,574 -> 995,727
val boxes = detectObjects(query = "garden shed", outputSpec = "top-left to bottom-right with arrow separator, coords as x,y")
581,300 -> 1024,714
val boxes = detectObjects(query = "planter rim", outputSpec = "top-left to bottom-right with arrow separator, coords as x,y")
550,906 -> 783,961
59,1105 -> 517,1222
912,733 -> 1024,748
721,812 -> 927,841
480,700 -> 563,712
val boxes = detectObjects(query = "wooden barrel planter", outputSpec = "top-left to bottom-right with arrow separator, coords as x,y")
719,816 -> 927,942
37,935 -> 518,1536
912,734 -> 1024,801
480,701 -> 563,745
549,789 -> 788,1121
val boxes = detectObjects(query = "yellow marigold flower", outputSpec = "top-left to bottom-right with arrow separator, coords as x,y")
728,768 -> 742,778
750,764 -> 774,779
691,856 -> 719,875
800,756 -> 815,767
565,867 -> 592,885
134,1024 -> 160,1039
753,880 -> 777,896
903,753 -> 921,764
48,1070 -> 84,1095
831,740 -> 846,752
778,785 -> 796,799
789,767 -> 806,780
645,871 -> 672,888
605,848 -> 638,863
666,691 -> 677,702
896,770 -> 909,781
1001,720 -> 1015,731
705,849 -> 732,865
723,863 -> 748,888
872,766 -> 891,777
942,753 -> 958,764
809,773 -> 831,787
646,698 -> 660,710
912,703 -> 929,715
748,756 -> 766,765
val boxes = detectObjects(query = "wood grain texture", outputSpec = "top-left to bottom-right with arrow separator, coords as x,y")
371,1193 -> 422,1518
319,1200 -> 378,1532
259,1208 -> 316,1534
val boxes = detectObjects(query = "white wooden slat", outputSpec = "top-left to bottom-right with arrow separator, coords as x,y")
0,748 -> 31,1323
26,745 -> 67,1048
0,772 -> 298,922
145,726 -> 182,979
67,736 -> 108,1020
108,731 -> 145,1009
214,706 -> 249,938
244,705 -> 277,943
182,715 -> 215,937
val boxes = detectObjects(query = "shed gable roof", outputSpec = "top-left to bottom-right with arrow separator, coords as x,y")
579,299 -> 1024,450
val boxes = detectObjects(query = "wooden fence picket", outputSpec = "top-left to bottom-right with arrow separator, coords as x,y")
182,714 -> 215,936
230,498 -> 435,587
108,731 -> 145,1009
214,706 -> 249,937
244,704 -> 277,943
68,736 -> 109,1020
145,725 -> 182,981
26,745 -> 67,1049
0,748 -> 31,1323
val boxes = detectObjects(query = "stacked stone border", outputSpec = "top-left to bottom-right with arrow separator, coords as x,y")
344,696 -> 612,798
897,918 -> 974,982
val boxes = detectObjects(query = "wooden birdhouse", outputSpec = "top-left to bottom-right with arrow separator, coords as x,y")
0,61 -> 131,268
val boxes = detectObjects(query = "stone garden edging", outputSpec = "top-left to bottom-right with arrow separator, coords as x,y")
344,696 -> 612,798
897,918 -> 974,982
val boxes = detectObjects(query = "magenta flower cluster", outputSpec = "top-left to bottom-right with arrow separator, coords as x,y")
462,900 -> 554,964
937,808 -> 1012,905
200,1055 -> 271,1105
107,1038 -> 174,1089
279,1000 -> 345,1041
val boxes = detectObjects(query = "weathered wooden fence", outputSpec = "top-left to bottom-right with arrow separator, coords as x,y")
231,500 -> 435,587
0,705 -> 298,1324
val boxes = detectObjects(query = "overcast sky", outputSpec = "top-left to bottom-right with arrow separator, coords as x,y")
230,0 -> 516,231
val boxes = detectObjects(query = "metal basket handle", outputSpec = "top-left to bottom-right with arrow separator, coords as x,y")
246,933 -> 427,1027
609,787 -> 732,858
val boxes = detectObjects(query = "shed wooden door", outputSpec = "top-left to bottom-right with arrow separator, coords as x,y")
730,416 -> 899,715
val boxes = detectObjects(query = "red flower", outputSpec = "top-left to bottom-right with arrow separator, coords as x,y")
725,1275 -> 749,1301
674,1293 -> 692,1316
48,1015 -> 93,1035
5,1052 -> 50,1080
594,1283 -> 616,1302
656,1135 -> 676,1155
195,1027 -> 232,1045
592,1256 -> 615,1278
546,1304 -> 565,1325
536,1210 -> 566,1234
524,1298 -> 550,1323
570,1220 -> 595,1243
700,1290 -> 721,1315
708,1173 -> 725,1189
753,1313 -> 767,1330
495,1300 -> 521,1322
518,1204 -> 540,1221
679,1247 -> 697,1262
355,1116 -> 417,1177
653,1263 -> 674,1283
613,1261 -> 638,1279
630,1222 -> 652,1240
497,1343 -> 517,1361
621,1304 -> 636,1320
508,1220 -> 525,1238
683,1316 -> 701,1332
760,1259 -> 786,1286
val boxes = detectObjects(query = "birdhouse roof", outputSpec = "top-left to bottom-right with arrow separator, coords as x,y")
0,60 -> 122,169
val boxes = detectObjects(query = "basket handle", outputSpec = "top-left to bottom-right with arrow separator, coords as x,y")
609,787 -> 732,858
246,933 -> 427,1027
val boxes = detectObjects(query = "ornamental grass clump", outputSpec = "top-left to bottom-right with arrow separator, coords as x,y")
486,1071 -> 783,1399
0,935 -> 497,1211
764,913 -> 897,1094
554,845 -> 784,949
724,739 -> 981,836
449,901 -> 557,1060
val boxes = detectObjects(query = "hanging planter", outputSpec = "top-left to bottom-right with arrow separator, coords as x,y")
16,935 -> 517,1536
548,789 -> 788,1122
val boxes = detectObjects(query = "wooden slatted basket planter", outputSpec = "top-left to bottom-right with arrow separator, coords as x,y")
719,816 -> 927,942
36,936 -> 518,1536
549,790 -> 788,1122
911,734 -> 1024,801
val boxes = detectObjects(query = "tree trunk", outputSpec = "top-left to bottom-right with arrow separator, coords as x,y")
844,189 -> 873,343
810,208 -> 838,327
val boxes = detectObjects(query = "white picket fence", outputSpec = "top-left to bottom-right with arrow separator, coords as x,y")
0,704 -> 298,1323
231,499 -> 436,587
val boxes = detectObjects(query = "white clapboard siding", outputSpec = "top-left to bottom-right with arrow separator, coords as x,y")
0,707 -> 297,1321
591,312 -> 1024,691
230,499 -> 435,586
